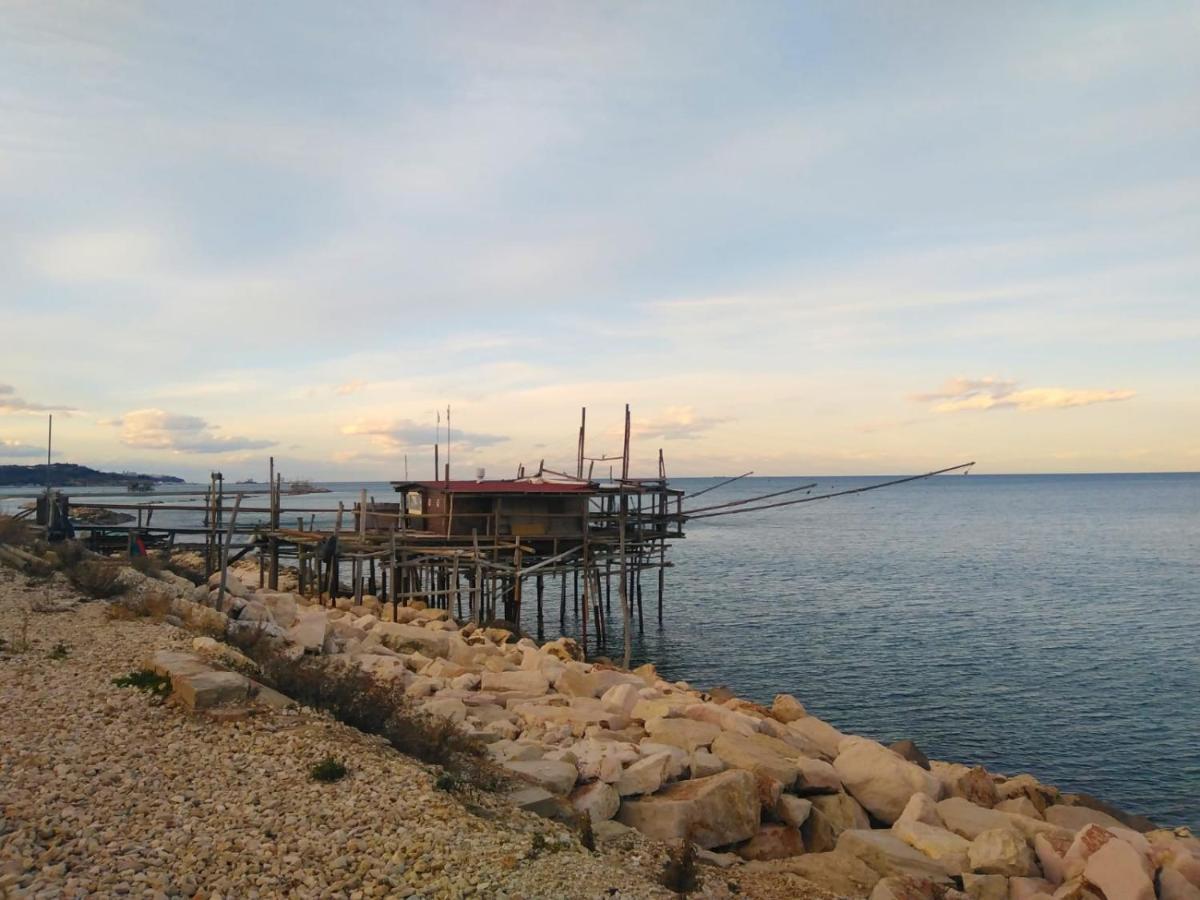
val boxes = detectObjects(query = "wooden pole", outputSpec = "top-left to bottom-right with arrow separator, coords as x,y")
216,494 -> 244,613
536,574 -> 544,640
619,485 -> 630,668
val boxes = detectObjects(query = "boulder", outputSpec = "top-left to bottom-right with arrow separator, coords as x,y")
481,669 -> 551,695
1161,868 -> 1200,900
372,622 -> 449,658
937,798 -> 1021,840
871,875 -> 946,900
996,775 -> 1058,815
776,795 -> 814,828
997,798 -> 1043,820
685,702 -> 764,736
616,769 -> 760,849
508,786 -> 563,818
711,731 -> 800,787
600,683 -> 641,716
899,793 -> 945,828
690,749 -> 725,778
616,751 -> 672,797
1008,877 -> 1055,900
962,873 -> 1009,900
771,693 -> 808,723
631,695 -> 695,721
645,717 -> 721,753
786,715 -> 845,759
736,823 -> 806,861
639,741 -> 688,781
259,592 -> 298,627
423,697 -> 467,723
890,740 -> 932,770
893,818 -> 972,874
952,767 -> 999,808
1082,838 -> 1154,900
969,828 -> 1038,877
502,759 -> 578,795
835,738 -> 943,824
794,756 -> 843,795
837,829 -> 956,881
287,608 -> 331,653
803,791 -> 872,852
570,782 -> 620,822
1033,831 -> 1074,885
1044,805 -> 1122,831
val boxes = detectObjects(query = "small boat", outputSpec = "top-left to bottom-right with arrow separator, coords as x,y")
126,479 -> 156,493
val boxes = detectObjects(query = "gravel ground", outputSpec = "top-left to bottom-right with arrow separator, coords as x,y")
0,567 -> 822,900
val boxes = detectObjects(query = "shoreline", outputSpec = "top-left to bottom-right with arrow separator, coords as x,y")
1,547 -> 1197,899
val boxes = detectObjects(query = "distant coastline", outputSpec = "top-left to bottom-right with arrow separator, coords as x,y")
0,463 -> 184,488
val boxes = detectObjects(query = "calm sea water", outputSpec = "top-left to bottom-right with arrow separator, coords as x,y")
3,473 -> 1197,824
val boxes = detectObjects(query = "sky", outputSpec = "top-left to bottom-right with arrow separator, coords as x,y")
1,1 -> 1197,481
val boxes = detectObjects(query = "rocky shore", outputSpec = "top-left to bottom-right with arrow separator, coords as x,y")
2,550 -> 1197,900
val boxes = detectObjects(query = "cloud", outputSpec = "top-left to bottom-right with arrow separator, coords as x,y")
341,418 -> 508,451
630,407 -> 727,441
0,384 -> 76,415
0,439 -> 42,458
915,377 -> 1136,413
108,408 -> 276,454
335,379 -> 368,395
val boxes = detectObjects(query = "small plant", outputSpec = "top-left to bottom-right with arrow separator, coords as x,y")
68,561 -> 126,600
48,640 -> 69,660
0,515 -> 34,546
434,771 -> 459,792
50,540 -> 87,570
310,756 -> 348,783
112,668 -> 172,700
576,811 -> 596,852
104,590 -> 172,621
661,841 -> 700,896
529,832 -> 549,858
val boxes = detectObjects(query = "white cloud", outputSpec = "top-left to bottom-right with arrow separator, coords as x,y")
341,418 -> 508,452
108,408 -> 275,454
915,377 -> 1136,413
0,384 -> 75,415
0,438 -> 42,458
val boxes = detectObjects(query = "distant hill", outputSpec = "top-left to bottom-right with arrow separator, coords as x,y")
0,463 -> 185,487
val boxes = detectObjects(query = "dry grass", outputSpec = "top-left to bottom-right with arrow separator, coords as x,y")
223,627 -> 501,791
0,515 -> 35,547
104,590 -> 173,621
661,841 -> 700,896
67,561 -> 126,600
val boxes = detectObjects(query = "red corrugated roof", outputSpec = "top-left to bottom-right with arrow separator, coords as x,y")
390,480 -> 595,494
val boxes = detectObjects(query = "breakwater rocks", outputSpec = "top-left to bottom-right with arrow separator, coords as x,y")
167,558 -> 1199,900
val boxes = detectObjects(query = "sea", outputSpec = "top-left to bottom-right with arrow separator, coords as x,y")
3,472 -> 1197,825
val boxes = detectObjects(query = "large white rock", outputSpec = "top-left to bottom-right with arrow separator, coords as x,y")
685,702 -> 763,736
570,781 -> 620,822
287,607 -> 331,653
736,823 -> 806,861
771,693 -> 807,723
803,791 -> 872,852
834,738 -> 942,824
893,818 -> 972,874
645,716 -> 721,752
372,622 -> 449,657
616,769 -> 760,849
837,829 -> 956,881
786,715 -> 845,759
1083,838 -> 1155,900
776,795 -> 814,828
616,751 -> 672,797
937,797 -> 1022,840
968,828 -> 1038,877
795,757 -> 843,795
1044,804 -> 1122,831
600,683 -> 641,716
710,730 -> 810,787
480,669 -> 550,695
502,759 -> 578,794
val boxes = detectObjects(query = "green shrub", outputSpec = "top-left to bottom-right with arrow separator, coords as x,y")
48,640 -> 69,660
112,669 -> 172,699
310,756 -> 348,782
